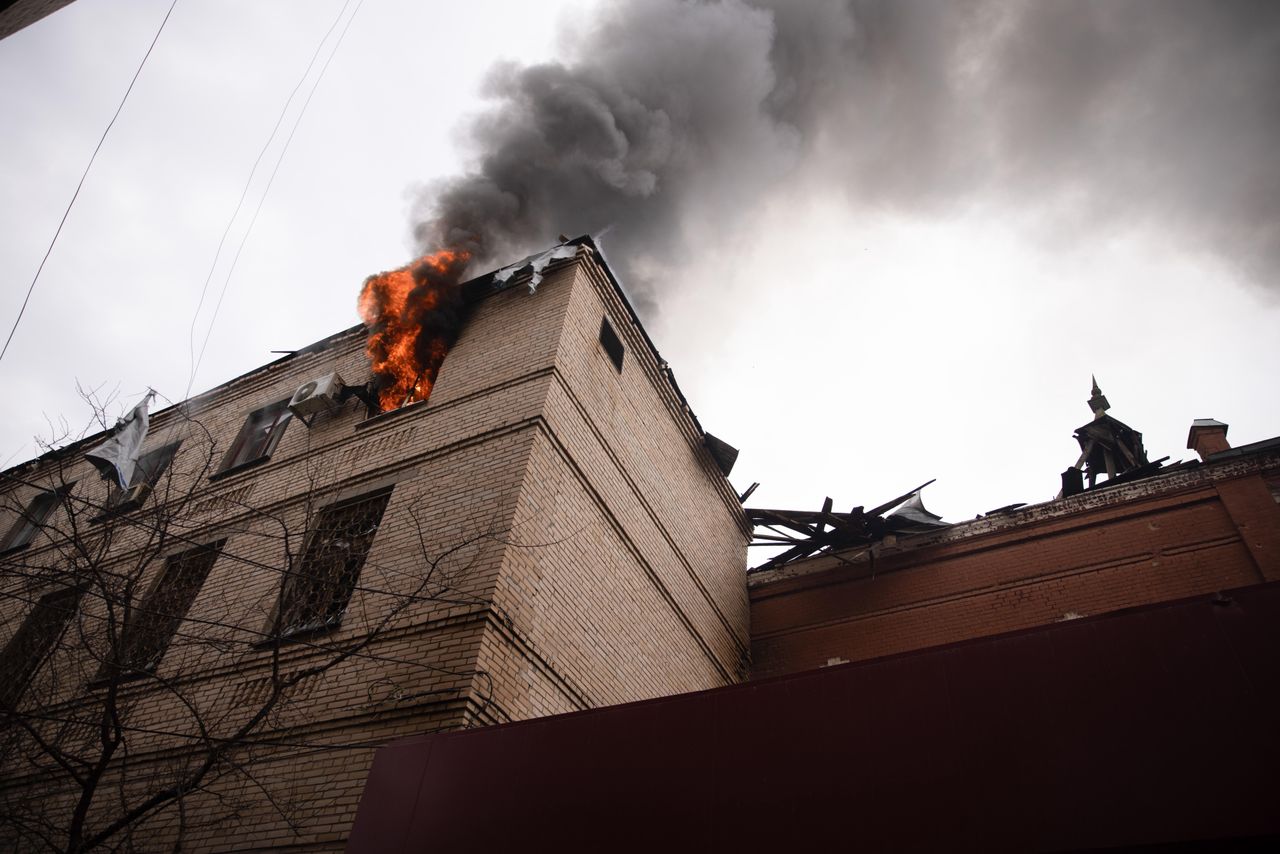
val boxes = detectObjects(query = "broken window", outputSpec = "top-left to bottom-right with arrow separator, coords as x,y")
273,488 -> 392,639
599,316 -> 625,372
218,400 -> 292,475
0,486 -> 71,555
0,585 -> 85,710
102,441 -> 181,515
98,541 -> 223,681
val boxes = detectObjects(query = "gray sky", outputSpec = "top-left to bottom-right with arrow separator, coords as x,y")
2,0 -> 1278,532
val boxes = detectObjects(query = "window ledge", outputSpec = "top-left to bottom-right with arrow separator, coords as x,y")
355,399 -> 428,430
252,620 -> 343,649
0,541 -> 31,558
86,669 -> 153,691
209,455 -> 271,482
90,502 -> 145,524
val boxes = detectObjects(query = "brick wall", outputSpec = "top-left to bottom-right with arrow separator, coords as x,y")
0,250 -> 748,850
750,454 -> 1280,679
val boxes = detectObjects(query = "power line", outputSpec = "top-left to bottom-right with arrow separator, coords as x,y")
189,0 -> 368,394
184,0 -> 357,399
3,707 -> 453,753
0,466 -> 496,615
0,0 -> 181,366
0,493 -> 500,687
0,580 -> 492,692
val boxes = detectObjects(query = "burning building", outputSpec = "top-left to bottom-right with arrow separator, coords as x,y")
0,237 -> 749,850
2,236 -> 1278,851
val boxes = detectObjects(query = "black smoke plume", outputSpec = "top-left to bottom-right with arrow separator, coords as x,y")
413,0 -> 1280,311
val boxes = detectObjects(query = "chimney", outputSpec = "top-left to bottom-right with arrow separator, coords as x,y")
1186,419 -> 1230,461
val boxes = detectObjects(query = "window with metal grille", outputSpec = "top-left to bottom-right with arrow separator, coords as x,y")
0,485 -> 72,555
599,316 -> 625,372
0,585 -> 85,710
273,489 -> 392,639
98,541 -> 223,681
217,400 -> 292,475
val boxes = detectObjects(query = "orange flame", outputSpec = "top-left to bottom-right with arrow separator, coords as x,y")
358,248 -> 471,411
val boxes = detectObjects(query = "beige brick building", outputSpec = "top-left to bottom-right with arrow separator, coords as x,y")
0,240 -> 750,851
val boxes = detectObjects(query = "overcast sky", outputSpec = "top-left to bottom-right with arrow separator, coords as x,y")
2,0 -> 1278,534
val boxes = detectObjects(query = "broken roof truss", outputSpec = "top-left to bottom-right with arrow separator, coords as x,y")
747,480 -> 949,571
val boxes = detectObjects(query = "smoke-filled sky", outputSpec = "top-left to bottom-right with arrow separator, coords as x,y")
2,0 -> 1278,535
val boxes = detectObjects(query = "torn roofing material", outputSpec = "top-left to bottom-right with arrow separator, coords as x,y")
492,243 -> 582,293
884,491 -> 949,533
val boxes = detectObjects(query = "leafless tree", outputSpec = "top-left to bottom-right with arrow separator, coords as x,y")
0,389 -> 509,852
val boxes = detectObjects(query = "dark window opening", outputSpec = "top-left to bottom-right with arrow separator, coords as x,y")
218,400 -> 292,475
273,489 -> 392,639
101,442 -> 181,516
0,485 -> 72,555
599,316 -> 625,372
98,541 -> 223,681
0,585 -> 85,711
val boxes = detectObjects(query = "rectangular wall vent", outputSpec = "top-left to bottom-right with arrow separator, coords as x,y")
599,317 -> 625,373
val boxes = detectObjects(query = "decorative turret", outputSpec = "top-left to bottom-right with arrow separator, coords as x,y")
1060,377 -> 1163,497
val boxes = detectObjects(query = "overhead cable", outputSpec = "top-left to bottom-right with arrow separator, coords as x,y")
184,0 -> 358,399
188,0 -> 367,395
0,0 -> 181,365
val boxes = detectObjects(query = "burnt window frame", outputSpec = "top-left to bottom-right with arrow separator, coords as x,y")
0,485 -> 73,555
215,400 -> 293,478
0,584 -> 86,711
95,540 -> 224,683
97,441 -> 182,518
269,488 -> 393,642
599,316 -> 625,373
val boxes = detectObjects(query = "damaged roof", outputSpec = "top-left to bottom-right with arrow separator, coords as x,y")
747,481 -> 950,572
0,235 -> 724,484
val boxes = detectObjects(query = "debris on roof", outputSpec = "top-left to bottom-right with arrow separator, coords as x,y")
980,502 -> 1028,518
885,490 -> 950,533
747,480 -> 949,571
493,242 -> 584,293
703,433 -> 738,477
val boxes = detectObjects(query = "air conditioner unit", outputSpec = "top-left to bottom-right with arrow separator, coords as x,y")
289,373 -> 346,421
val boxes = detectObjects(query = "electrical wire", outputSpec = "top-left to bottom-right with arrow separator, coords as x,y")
0,470 -> 567,711
0,467 -> 504,719
0,0 -> 181,366
188,0 -> 367,395
0,581 -> 492,693
183,0 -> 356,400
0,467 -> 494,615
4,707 -> 456,753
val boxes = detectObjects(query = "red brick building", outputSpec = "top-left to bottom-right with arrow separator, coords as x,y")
749,414 -> 1280,678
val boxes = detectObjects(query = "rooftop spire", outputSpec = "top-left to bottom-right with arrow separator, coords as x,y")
1087,375 -> 1110,419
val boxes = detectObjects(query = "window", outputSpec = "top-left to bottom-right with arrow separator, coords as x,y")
218,400 -> 292,475
0,585 -> 85,710
102,442 -> 181,514
599,316 -> 625,372
0,486 -> 71,554
273,489 -> 392,639
98,541 -> 223,681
